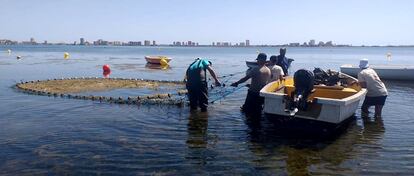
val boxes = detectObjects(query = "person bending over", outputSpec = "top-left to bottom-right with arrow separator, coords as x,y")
185,58 -> 221,112
357,58 -> 388,117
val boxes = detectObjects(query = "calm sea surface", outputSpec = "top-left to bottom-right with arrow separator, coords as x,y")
1,45 -> 414,175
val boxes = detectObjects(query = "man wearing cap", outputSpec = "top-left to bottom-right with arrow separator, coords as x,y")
185,58 -> 221,112
231,53 -> 271,114
357,58 -> 388,117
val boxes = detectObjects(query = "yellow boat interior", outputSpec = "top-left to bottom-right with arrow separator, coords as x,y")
264,76 -> 362,100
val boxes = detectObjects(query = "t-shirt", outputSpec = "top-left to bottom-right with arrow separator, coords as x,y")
270,64 -> 285,82
247,65 -> 271,93
187,59 -> 210,83
276,55 -> 289,75
358,68 -> 388,97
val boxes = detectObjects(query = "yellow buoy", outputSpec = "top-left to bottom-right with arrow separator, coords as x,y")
160,58 -> 168,66
64,52 -> 70,59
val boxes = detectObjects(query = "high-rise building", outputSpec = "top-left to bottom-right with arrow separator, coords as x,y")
80,38 -> 85,45
309,39 -> 316,46
302,42 -> 308,47
30,37 -> 36,44
128,41 -> 142,46
245,40 -> 250,46
93,39 -> 108,45
318,41 -> 325,46
112,41 -> 122,46
152,40 -> 156,46
144,40 -> 151,46
325,41 -> 333,46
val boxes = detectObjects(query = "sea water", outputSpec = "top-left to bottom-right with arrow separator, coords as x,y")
1,45 -> 414,175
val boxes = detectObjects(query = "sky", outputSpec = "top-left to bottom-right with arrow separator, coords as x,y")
0,0 -> 413,45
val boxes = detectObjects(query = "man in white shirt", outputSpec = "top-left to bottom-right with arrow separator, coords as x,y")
268,55 -> 285,82
357,59 -> 388,117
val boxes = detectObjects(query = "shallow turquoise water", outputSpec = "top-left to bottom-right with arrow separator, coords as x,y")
1,45 -> 414,175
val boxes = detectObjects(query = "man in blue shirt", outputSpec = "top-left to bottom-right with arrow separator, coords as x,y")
185,58 -> 221,112
276,48 -> 290,75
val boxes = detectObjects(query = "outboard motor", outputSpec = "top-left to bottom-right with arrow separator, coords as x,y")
286,69 -> 315,115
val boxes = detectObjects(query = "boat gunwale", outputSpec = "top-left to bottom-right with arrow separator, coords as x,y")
260,73 -> 366,106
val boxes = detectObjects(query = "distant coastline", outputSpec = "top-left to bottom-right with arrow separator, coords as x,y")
1,38 -> 413,48
1,43 -> 413,48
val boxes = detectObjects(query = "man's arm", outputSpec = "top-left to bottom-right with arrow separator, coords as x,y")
357,72 -> 367,88
231,75 -> 251,87
207,66 -> 221,86
231,68 -> 257,87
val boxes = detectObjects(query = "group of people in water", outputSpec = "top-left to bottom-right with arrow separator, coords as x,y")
184,48 -> 388,118
184,48 -> 290,114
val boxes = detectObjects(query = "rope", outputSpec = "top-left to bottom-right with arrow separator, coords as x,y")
15,72 -> 248,107
210,84 -> 247,103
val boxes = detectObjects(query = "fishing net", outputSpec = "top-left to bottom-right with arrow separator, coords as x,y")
16,77 -> 188,106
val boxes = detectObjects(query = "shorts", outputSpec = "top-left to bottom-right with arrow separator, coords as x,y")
362,95 -> 387,106
242,90 -> 264,114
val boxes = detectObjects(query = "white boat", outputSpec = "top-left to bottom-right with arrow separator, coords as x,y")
340,64 -> 414,81
260,73 -> 366,126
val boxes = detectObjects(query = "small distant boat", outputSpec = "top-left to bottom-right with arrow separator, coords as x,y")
340,64 -> 414,81
260,72 -> 366,127
145,56 -> 171,65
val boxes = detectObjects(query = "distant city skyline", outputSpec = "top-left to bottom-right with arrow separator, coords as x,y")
1,0 -> 413,46
1,37 -> 356,47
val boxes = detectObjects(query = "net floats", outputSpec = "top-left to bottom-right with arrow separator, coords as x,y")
15,77 -> 188,106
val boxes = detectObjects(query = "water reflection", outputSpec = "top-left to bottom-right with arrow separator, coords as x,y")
361,116 -> 385,142
145,63 -> 170,70
185,111 -> 211,167
244,114 -> 386,175
186,111 -> 209,149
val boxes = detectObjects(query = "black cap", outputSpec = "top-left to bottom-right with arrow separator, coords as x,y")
269,55 -> 278,62
256,53 -> 267,61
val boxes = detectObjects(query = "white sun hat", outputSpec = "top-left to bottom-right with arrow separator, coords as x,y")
359,58 -> 369,69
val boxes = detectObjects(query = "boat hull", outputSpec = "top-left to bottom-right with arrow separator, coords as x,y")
340,64 -> 414,81
145,56 -> 172,64
260,74 -> 366,125
264,112 -> 356,134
